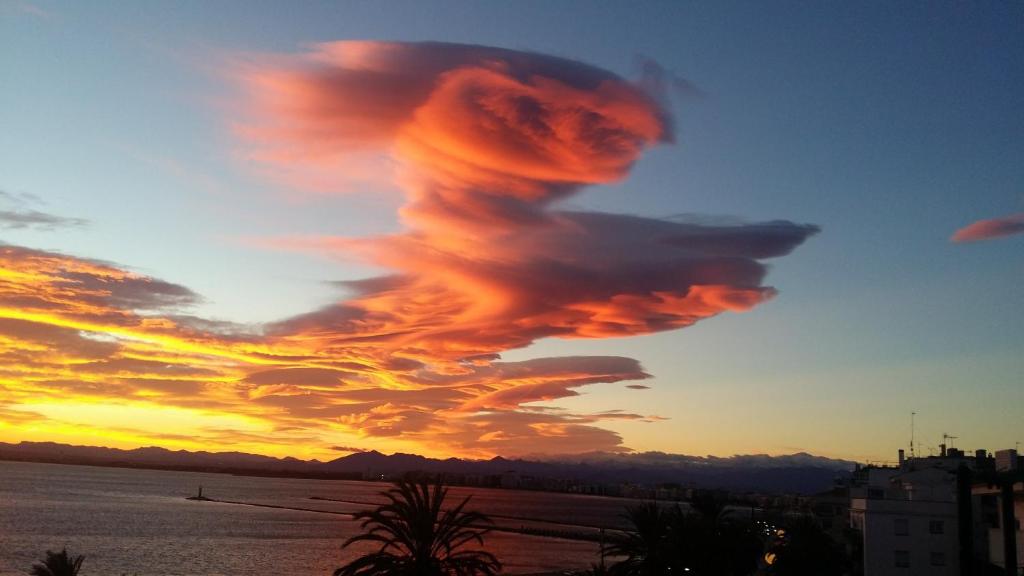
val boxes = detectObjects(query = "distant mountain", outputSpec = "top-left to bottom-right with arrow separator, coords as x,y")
538,450 -> 856,471
321,449 -> 854,493
0,441 -> 323,473
0,441 -> 855,494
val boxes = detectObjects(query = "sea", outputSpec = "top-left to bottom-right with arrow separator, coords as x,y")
0,461 -> 642,575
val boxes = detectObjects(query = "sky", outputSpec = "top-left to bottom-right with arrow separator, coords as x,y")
1,1 -> 1021,463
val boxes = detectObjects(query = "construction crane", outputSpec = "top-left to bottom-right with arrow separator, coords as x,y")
942,433 -> 958,450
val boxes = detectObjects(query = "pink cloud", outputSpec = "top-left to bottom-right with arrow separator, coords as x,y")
951,213 -> 1024,243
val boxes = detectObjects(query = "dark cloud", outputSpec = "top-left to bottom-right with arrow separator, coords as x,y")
330,445 -> 366,453
0,209 -> 87,230
634,54 -> 705,104
0,190 -> 87,230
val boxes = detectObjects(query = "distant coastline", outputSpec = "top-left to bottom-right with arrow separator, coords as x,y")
0,440 -> 855,496
0,453 -> 367,481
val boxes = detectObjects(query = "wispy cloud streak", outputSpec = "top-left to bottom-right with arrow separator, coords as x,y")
0,191 -> 87,230
951,213 -> 1024,243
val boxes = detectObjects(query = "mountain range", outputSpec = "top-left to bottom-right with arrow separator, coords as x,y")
0,441 -> 855,494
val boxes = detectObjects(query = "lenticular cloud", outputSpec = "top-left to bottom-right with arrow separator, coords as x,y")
240,41 -> 817,358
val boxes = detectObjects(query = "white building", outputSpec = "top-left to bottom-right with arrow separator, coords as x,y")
850,445 -> 1024,576
851,465 -> 960,575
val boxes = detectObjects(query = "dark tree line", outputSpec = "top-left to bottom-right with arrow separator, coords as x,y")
589,494 -> 850,576
597,495 -> 762,576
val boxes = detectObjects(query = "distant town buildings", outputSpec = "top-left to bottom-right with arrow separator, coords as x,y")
997,449 -> 1020,473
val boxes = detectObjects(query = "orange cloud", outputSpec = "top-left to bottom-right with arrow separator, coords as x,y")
236,42 -> 814,362
228,42 -> 817,454
951,213 -> 1024,243
0,244 -> 659,458
4,42 -> 816,459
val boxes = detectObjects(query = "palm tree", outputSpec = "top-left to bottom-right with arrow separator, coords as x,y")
689,492 -> 730,528
30,549 -> 84,576
334,479 -> 501,576
605,502 -> 675,576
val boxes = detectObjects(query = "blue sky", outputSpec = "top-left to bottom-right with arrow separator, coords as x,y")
2,1 -> 1022,461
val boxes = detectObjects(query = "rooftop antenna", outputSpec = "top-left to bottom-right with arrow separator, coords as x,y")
910,411 -> 916,459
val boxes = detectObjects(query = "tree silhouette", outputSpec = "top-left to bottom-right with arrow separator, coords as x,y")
676,494 -> 761,575
766,517 -> 847,576
605,498 -> 762,576
689,492 -> 729,526
30,549 -> 84,576
334,479 -> 501,576
605,502 -> 675,576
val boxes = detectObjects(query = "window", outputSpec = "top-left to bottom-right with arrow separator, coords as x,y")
894,550 -> 910,568
930,552 -> 946,566
929,520 -> 944,534
895,518 -> 909,536
981,495 -> 999,527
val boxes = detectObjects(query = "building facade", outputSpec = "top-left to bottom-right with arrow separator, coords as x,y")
851,466 -> 960,575
972,479 -> 1023,574
851,446 -> 1024,576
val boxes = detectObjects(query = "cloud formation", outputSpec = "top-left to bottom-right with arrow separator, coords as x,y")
2,43 -> 816,459
0,243 -> 658,457
0,191 -> 87,230
238,42 -> 817,360
951,213 -> 1024,243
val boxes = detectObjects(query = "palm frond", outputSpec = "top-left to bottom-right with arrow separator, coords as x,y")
30,549 -> 84,576
335,479 -> 502,576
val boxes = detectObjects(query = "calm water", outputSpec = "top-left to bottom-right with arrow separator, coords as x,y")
0,461 -> 642,575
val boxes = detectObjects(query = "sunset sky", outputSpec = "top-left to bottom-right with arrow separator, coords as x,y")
1,2 -> 1022,463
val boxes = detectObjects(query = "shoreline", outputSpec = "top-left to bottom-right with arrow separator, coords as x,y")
189,495 -> 619,544
0,456 -> 646,504
2,460 -> 609,576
